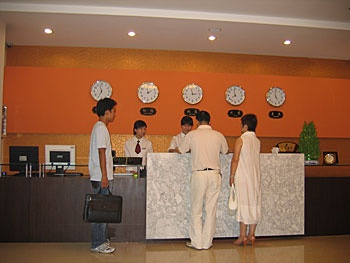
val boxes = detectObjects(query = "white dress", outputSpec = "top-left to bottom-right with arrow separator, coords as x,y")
235,131 -> 261,224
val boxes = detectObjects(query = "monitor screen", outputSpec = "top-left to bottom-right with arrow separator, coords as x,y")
45,145 -> 76,173
9,146 -> 39,172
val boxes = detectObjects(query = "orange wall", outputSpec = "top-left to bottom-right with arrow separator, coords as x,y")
3,66 -> 350,137
3,46 -> 350,138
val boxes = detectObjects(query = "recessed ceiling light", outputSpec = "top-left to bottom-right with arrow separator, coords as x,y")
128,31 -> 136,37
44,28 -> 53,34
283,40 -> 292,45
208,35 -> 216,41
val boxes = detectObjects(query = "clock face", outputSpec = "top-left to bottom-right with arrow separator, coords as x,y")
324,154 -> 335,164
323,152 -> 337,165
137,82 -> 159,103
225,85 -> 245,105
91,80 -> 112,101
266,87 -> 286,107
182,84 -> 203,105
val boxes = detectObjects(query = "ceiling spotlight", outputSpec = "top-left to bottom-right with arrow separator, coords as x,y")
44,28 -> 53,34
208,35 -> 216,41
283,40 -> 292,45
128,31 -> 136,37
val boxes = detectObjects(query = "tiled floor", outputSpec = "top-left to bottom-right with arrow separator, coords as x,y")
1,235 -> 349,263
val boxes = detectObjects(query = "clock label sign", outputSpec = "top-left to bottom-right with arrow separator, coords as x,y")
269,111 -> 283,118
228,109 -> 243,118
184,108 -> 199,116
140,107 -> 157,115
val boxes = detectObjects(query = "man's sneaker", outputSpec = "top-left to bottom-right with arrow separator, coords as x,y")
91,242 -> 116,254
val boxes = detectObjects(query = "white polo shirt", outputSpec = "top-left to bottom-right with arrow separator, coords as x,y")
88,121 -> 114,181
168,132 -> 186,151
178,125 -> 228,172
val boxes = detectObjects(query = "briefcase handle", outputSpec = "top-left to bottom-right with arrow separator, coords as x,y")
99,187 -> 113,195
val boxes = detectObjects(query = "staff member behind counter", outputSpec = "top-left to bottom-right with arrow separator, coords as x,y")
124,120 -> 153,177
168,116 -> 193,153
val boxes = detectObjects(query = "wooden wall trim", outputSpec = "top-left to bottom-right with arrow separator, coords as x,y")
6,46 -> 350,79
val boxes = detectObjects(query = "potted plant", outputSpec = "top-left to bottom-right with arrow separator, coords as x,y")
298,121 -> 321,165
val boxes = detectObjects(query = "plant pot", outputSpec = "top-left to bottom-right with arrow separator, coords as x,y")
305,159 -> 319,165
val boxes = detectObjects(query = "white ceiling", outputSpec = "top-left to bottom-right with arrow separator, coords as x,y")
0,0 -> 349,60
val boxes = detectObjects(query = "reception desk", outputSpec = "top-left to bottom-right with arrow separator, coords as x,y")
0,153 -> 307,242
146,153 -> 305,239
0,176 -> 146,242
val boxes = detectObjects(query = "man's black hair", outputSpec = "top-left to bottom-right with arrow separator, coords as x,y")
181,116 -> 193,126
92,98 -> 117,117
196,110 -> 210,123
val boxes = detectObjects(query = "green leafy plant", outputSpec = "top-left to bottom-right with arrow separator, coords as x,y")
298,121 -> 321,160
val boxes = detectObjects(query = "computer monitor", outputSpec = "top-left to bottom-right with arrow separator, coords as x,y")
45,145 -> 76,175
9,146 -> 39,174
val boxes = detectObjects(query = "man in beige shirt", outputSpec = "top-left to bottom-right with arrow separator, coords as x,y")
176,110 -> 229,250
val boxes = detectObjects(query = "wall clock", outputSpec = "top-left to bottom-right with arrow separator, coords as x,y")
182,83 -> 203,105
225,85 -> 245,105
138,82 -> 159,103
266,86 -> 286,107
91,80 -> 113,101
323,152 -> 338,165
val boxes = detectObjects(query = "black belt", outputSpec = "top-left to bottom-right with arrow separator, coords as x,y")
197,168 -> 214,171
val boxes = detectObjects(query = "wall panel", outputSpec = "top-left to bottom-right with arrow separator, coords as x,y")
3,66 -> 350,137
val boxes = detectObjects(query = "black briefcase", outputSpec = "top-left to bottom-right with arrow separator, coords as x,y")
83,191 -> 123,223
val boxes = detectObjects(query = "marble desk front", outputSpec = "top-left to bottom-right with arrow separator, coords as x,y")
146,153 -> 304,239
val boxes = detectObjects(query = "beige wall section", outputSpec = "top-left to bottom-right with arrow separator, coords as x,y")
0,21 -> 6,163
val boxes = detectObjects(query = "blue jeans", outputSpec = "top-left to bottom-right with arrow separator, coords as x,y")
90,180 -> 114,249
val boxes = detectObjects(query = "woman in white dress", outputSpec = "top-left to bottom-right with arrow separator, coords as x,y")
230,114 -> 261,246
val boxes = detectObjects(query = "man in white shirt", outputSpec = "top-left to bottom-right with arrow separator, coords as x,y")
168,116 -> 193,152
124,120 -> 153,177
88,98 -> 117,254
176,110 -> 229,250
